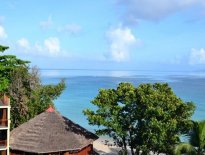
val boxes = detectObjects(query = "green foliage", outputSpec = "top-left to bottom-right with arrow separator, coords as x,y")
0,45 -> 29,93
84,83 -> 135,152
174,120 -> 205,155
27,74 -> 66,120
190,120 -> 205,150
174,143 -> 196,155
8,66 -> 66,129
0,45 -> 65,129
0,45 -> 9,52
134,83 -> 195,154
84,82 -> 195,155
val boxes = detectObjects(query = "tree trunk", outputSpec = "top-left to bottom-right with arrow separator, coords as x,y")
129,130 -> 135,155
135,150 -> 140,155
122,136 -> 127,151
130,147 -> 134,155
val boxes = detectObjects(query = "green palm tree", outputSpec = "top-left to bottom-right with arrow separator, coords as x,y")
174,120 -> 205,155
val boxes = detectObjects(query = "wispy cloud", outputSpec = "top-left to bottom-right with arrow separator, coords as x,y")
58,23 -> 82,35
0,25 -> 7,39
17,38 -> 30,50
189,48 -> 205,65
117,0 -> 205,25
40,16 -> 52,29
106,25 -> 141,62
44,37 -> 60,55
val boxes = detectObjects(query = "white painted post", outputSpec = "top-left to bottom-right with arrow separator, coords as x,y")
7,105 -> 10,155
5,96 -> 10,155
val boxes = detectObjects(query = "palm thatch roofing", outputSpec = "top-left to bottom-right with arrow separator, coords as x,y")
10,107 -> 98,153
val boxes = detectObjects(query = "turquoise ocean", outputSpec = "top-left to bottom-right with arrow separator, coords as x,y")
41,70 -> 205,131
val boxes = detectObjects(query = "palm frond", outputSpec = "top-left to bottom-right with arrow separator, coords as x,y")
174,143 -> 196,155
189,121 -> 205,150
198,120 -> 205,150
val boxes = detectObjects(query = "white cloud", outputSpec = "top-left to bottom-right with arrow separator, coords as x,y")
0,25 -> 7,39
117,0 -> 205,24
17,38 -> 30,50
44,37 -> 60,55
40,16 -> 52,29
106,26 -> 140,62
58,23 -> 82,35
189,48 -> 205,65
16,37 -> 68,57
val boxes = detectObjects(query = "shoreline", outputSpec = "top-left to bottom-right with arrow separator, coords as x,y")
93,138 -> 166,155
93,138 -> 122,155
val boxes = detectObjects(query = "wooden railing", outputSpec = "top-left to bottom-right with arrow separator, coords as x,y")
0,119 -> 7,126
0,140 -> 7,147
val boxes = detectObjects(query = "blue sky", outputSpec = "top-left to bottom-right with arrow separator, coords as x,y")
1,0 -> 205,72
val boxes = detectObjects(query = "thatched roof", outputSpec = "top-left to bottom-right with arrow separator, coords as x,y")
10,107 -> 98,153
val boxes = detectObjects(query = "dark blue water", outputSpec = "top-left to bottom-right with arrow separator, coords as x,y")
41,72 -> 205,131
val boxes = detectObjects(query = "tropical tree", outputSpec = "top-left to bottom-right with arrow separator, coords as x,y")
174,120 -> 205,155
0,45 -> 29,93
0,45 -> 65,129
133,83 -> 195,154
84,83 -> 136,154
84,82 -> 195,155
8,66 -> 66,128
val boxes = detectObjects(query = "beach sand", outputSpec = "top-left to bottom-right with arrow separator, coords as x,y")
93,138 -> 121,155
93,138 -> 165,155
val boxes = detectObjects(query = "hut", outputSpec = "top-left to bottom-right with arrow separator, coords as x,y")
9,106 -> 98,155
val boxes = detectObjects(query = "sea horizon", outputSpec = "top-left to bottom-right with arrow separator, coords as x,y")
41,70 -> 205,132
